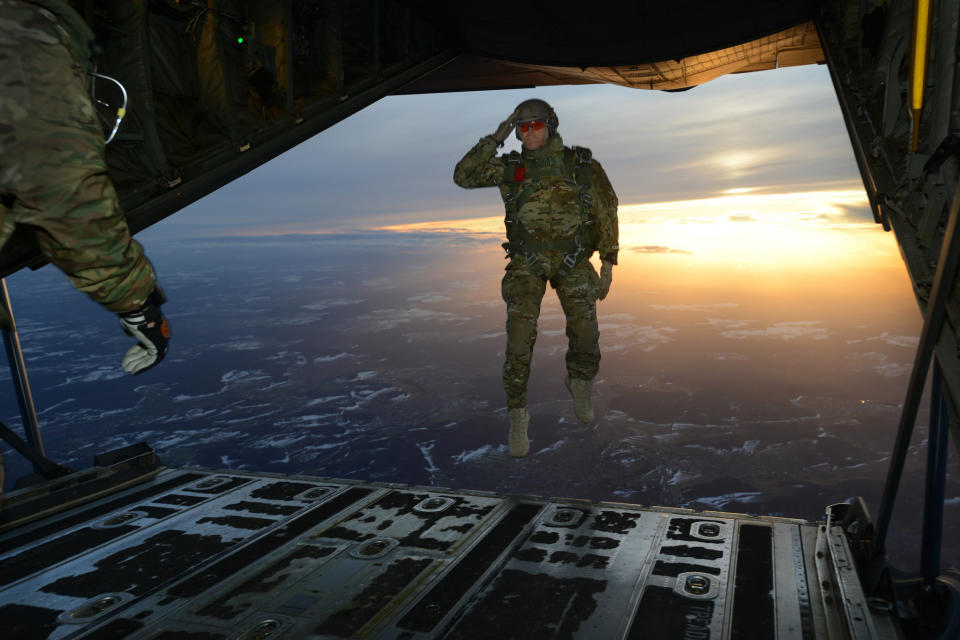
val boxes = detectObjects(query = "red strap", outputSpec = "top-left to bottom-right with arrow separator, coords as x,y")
514,166 -> 526,181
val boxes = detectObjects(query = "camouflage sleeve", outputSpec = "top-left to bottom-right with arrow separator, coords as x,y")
1,1 -> 157,314
453,135 -> 504,188
591,160 -> 619,264
30,179 -> 158,314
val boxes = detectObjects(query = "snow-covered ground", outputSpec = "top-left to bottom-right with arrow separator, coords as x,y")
2,230 -> 954,570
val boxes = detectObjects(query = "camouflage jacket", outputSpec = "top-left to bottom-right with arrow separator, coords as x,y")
0,0 -> 156,330
23,0 -> 95,73
454,133 -> 619,264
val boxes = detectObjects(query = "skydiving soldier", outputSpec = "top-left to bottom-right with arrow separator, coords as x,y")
0,0 -> 170,375
454,99 -> 619,458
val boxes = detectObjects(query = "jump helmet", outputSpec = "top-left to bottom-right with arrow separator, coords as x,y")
514,98 -> 558,140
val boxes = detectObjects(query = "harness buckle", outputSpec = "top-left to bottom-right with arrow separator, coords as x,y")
525,251 -> 539,266
563,253 -> 577,269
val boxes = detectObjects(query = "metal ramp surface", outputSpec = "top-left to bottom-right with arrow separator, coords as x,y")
0,468 -> 899,639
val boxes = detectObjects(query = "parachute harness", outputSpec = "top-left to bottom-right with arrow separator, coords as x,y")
501,146 -> 596,273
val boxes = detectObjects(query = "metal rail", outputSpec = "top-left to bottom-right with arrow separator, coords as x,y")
921,360 -> 950,585
1,279 -> 45,474
874,176 -> 960,556
0,420 -> 71,480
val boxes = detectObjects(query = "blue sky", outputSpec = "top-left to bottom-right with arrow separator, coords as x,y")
147,63 -> 867,240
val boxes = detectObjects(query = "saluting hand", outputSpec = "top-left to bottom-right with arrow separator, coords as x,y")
492,108 -> 520,145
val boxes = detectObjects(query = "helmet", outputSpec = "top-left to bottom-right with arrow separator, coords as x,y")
514,98 -> 558,140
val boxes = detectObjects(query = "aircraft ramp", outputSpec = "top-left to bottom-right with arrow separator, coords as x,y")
0,463 -> 899,639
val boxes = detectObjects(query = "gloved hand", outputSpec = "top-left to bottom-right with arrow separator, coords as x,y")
492,108 -> 520,145
598,260 -> 614,300
118,289 -> 170,375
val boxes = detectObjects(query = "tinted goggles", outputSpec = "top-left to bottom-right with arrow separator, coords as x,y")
517,120 -> 546,133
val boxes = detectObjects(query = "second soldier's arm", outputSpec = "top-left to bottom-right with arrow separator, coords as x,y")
4,1 -> 171,374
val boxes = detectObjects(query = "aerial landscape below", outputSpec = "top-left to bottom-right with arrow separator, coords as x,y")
2,220 -> 956,571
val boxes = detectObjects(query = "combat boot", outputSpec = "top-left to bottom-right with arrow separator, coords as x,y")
565,376 -> 594,423
508,407 -> 530,458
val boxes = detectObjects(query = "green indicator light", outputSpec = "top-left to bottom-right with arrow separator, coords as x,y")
237,36 -> 244,44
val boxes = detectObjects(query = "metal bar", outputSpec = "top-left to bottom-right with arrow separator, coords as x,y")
333,0 -> 344,97
373,0 -> 381,79
953,0 -> 960,135
0,420 -> 70,480
921,358 -> 950,584
822,512 -> 879,640
1,279 -> 45,472
875,175 -> 960,554
284,0 -> 294,112
814,16 -> 884,224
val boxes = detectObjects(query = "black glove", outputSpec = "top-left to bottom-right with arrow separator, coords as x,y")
118,288 -> 170,375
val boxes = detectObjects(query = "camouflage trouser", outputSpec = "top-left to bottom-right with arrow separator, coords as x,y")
501,252 -> 601,409
0,1 -> 155,329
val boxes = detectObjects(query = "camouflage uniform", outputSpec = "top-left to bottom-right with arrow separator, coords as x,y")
454,132 -> 619,409
0,0 -> 157,330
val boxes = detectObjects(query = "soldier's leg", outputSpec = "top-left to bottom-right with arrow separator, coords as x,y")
501,260 -> 547,409
555,261 -> 601,422
555,260 -> 601,380
0,4 -> 155,313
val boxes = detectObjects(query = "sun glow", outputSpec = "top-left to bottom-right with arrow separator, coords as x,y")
376,215 -> 504,236
617,189 -> 887,270
380,189 -> 893,272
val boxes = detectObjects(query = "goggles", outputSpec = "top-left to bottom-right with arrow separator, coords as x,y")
517,120 -> 546,134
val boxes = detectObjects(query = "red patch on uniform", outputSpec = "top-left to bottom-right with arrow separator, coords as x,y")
514,166 -> 526,181
160,318 -> 172,339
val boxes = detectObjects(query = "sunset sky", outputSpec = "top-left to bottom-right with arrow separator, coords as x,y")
132,59 -> 922,408
139,61 -> 914,314
147,63 -> 876,242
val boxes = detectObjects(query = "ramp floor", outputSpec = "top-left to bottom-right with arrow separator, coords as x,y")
0,468 -> 900,639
